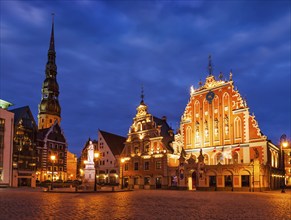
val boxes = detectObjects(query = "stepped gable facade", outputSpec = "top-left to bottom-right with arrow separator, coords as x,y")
176,58 -> 283,191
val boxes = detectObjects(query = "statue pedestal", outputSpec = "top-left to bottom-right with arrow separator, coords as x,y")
84,163 -> 95,183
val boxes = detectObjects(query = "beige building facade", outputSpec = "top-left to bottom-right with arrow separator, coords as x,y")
0,100 -> 14,187
67,151 -> 77,180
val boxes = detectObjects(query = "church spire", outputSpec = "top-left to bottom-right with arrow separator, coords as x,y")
49,13 -> 55,51
140,85 -> 144,104
208,54 -> 213,76
38,14 -> 61,129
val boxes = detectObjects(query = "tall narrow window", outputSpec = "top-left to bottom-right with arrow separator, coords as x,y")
144,161 -> 149,170
186,126 -> 192,146
234,117 -> 242,139
134,162 -> 138,171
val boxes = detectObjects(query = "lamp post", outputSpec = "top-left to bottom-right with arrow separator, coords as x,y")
94,152 -> 100,192
50,155 -> 56,190
280,135 -> 289,193
121,158 -> 125,189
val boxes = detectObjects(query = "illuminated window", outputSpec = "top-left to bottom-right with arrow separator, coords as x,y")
156,161 -> 162,169
234,117 -> 242,138
232,151 -> 238,164
186,126 -> 192,145
144,143 -> 150,153
216,152 -> 223,164
125,163 -> 129,171
204,154 -> 209,165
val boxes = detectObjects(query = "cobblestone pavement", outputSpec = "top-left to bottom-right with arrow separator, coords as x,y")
0,188 -> 290,220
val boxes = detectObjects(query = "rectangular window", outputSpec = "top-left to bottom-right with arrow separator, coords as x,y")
134,162 -> 139,171
59,167 -> 63,171
144,144 -> 150,153
144,161 -> 149,170
125,163 -> 129,171
156,161 -> 161,170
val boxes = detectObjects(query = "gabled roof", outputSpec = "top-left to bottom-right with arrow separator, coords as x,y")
153,116 -> 174,152
37,122 -> 66,143
10,106 -> 37,130
37,127 -> 50,139
99,129 -> 126,156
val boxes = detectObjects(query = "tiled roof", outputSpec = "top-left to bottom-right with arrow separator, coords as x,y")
37,123 -> 66,143
10,106 -> 37,130
153,116 -> 174,152
99,130 -> 126,156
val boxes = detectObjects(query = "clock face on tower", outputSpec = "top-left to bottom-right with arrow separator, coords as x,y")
206,91 -> 215,103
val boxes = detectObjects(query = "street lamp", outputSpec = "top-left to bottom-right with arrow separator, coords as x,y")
280,135 -> 289,193
50,155 -> 56,190
121,158 -> 125,189
94,152 -> 100,192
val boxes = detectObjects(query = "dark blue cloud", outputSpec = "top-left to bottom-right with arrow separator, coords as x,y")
1,0 -> 290,155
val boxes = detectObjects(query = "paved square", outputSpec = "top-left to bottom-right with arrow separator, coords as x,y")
0,188 -> 290,219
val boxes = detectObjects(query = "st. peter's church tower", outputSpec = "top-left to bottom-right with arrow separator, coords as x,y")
38,15 -> 61,129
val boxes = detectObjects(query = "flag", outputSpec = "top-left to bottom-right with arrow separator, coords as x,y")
213,147 -> 216,152
233,144 -> 240,151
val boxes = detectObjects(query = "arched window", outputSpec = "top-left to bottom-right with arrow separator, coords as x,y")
234,117 -> 242,139
274,152 -> 278,168
271,151 -> 275,167
216,152 -> 223,164
204,154 -> 209,165
186,126 -> 192,146
223,93 -> 230,138
232,151 -> 239,164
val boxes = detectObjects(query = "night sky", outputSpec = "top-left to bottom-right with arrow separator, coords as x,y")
1,1 -> 290,156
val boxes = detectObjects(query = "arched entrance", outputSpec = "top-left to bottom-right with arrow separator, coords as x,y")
224,170 -> 233,190
192,171 -> 197,189
156,177 -> 162,189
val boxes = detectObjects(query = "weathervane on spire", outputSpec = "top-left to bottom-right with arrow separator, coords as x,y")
208,54 -> 213,76
141,84 -> 144,104
51,12 -> 55,22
